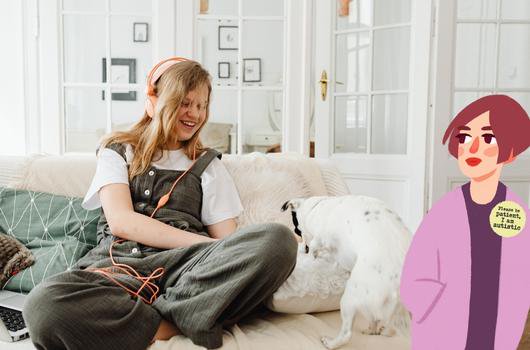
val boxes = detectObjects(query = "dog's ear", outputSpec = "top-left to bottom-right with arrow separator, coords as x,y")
281,198 -> 304,212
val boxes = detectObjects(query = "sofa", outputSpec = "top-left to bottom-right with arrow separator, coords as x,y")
0,151 -> 411,350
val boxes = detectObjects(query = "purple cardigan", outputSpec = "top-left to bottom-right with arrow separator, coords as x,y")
400,187 -> 530,349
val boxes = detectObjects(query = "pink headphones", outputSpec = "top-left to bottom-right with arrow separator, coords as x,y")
145,56 -> 189,118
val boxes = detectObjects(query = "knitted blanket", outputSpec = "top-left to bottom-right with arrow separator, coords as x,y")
0,233 -> 35,287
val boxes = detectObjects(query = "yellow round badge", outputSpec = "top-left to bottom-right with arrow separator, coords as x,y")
489,201 -> 526,238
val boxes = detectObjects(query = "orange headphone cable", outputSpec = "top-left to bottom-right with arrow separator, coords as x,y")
88,238 -> 164,304
89,140 -> 202,304
150,139 -> 199,218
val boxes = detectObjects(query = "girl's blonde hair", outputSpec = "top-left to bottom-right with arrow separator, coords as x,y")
99,60 -> 211,181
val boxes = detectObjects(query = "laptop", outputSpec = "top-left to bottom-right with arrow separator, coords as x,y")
0,291 -> 29,342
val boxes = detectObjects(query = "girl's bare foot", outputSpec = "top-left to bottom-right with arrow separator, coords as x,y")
151,319 -> 181,343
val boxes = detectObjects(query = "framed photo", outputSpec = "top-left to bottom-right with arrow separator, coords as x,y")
243,58 -> 261,82
133,22 -> 148,42
218,26 -> 238,50
218,62 -> 230,79
101,58 -> 137,101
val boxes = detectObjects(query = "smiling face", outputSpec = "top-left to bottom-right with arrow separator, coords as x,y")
456,111 -> 503,180
174,84 -> 209,145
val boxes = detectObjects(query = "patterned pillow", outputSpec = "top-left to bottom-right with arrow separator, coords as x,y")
0,187 -> 100,293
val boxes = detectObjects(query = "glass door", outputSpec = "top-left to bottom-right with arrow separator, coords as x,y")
314,0 -> 432,231
194,0 -> 286,154
333,0 -> 411,154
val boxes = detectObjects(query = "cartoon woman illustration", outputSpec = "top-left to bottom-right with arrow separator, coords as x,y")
400,94 -> 530,349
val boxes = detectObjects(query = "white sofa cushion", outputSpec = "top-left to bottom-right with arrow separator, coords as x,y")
314,158 -> 351,196
148,311 -> 410,350
222,152 -> 328,230
0,155 -> 35,189
13,154 -> 97,198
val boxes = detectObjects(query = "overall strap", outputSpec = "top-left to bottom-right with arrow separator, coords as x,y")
97,143 -> 127,162
190,148 -> 222,178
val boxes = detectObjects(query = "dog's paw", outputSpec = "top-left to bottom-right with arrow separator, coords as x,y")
321,336 -> 335,349
361,328 -> 379,335
380,326 -> 396,337
361,325 -> 395,337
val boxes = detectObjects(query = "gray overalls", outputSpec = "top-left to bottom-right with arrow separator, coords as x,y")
23,144 -> 297,350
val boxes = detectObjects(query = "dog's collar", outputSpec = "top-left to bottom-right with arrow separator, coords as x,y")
291,211 -> 302,236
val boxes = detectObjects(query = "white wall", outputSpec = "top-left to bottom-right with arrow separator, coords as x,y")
0,1 -> 26,155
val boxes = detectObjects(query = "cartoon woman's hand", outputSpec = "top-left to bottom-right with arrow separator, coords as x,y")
413,279 -> 447,324
400,242 -> 446,324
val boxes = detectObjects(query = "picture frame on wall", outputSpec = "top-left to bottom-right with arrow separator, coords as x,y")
218,62 -> 230,79
243,58 -> 261,82
218,26 -> 238,50
133,22 -> 148,42
101,58 -> 137,101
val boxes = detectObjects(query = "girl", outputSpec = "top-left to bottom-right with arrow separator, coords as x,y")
400,94 -> 530,349
23,58 -> 298,350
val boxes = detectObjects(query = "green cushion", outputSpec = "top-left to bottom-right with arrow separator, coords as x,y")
0,187 -> 100,293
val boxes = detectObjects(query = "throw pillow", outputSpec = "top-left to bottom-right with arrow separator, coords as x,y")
0,187 -> 100,293
0,233 -> 35,288
222,153 -> 327,231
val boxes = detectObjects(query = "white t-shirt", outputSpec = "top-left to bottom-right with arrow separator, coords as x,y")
82,144 -> 243,226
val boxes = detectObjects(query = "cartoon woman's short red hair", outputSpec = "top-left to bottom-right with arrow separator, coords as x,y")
443,94 -> 530,163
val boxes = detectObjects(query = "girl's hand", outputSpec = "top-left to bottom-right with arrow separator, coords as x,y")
100,183 -> 223,249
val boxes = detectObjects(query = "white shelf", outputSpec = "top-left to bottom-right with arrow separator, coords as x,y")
241,16 -> 284,21
241,85 -> 284,90
61,11 -> 152,16
246,131 -> 282,146
212,85 -> 284,91
196,14 -> 284,21
196,14 -> 238,21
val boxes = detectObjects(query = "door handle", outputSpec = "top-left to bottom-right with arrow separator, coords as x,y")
319,70 -> 328,101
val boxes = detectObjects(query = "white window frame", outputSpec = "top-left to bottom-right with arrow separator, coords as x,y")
195,1 -> 287,155
331,7 -> 412,155
36,0 -> 175,155
176,0 -> 312,155
453,0 -> 530,105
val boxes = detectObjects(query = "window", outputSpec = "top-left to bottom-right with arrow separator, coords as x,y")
194,0 -> 286,154
333,0 -> 411,154
61,0 -> 153,152
453,0 -> 530,157
453,0 -> 530,114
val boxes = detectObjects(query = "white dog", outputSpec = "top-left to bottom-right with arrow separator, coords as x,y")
282,195 -> 411,349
